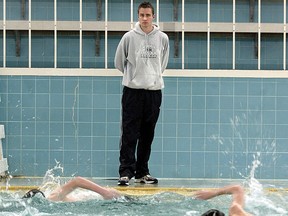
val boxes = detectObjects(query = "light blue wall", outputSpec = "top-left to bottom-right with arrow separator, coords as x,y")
1,76 -> 288,179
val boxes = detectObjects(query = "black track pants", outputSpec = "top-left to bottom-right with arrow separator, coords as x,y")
119,86 -> 162,179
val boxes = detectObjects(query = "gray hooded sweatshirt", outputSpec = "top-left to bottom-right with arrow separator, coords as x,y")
114,22 -> 169,90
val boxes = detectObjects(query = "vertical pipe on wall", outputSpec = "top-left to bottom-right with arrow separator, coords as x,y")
21,0 -> 25,19
174,0 -> 179,58
156,0 -> 159,26
207,0 -> 210,69
258,0 -> 261,70
79,0 -> 82,68
15,0 -> 26,57
249,0 -> 258,60
249,0 -> 255,22
105,0 -> 107,69
174,32 -> 179,58
284,0 -> 286,70
15,31 -> 21,57
182,0 -> 184,69
95,31 -> 100,56
28,0 -> 31,68
97,0 -> 102,21
95,1 -> 101,56
3,0 -> 6,68
232,0 -> 236,69
131,0 -> 133,29
174,0 -> 178,21
54,0 -> 57,68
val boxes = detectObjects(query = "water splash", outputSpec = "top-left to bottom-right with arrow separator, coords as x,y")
0,183 -> 39,216
244,156 -> 287,215
39,161 -> 64,196
246,153 -> 263,196
0,170 -> 13,191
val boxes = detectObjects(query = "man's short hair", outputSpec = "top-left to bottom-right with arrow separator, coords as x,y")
138,2 -> 155,15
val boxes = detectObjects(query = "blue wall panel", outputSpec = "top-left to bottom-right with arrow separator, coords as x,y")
1,76 -> 288,179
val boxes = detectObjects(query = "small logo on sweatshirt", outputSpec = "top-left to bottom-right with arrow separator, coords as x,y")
140,45 -> 157,58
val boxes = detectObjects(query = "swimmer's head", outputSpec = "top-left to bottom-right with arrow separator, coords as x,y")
22,189 -> 46,199
201,209 -> 225,216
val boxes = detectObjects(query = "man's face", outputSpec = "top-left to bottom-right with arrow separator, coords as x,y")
138,7 -> 154,28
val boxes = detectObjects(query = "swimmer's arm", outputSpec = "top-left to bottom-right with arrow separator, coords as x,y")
194,185 -> 244,206
47,176 -> 121,201
47,180 -> 77,202
195,185 -> 253,216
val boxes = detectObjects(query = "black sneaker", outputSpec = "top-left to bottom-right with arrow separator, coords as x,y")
135,175 -> 158,184
118,176 -> 130,186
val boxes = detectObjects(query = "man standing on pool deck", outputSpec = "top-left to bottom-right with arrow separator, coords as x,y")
114,1 -> 169,186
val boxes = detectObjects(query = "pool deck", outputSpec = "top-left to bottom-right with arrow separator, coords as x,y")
1,177 -> 288,195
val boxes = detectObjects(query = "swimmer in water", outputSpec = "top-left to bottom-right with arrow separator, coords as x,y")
23,176 -> 121,202
195,185 -> 253,216
23,177 -> 253,215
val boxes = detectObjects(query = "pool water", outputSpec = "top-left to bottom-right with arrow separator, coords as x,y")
1,163 -> 288,216
0,191 -> 231,216
0,185 -> 287,216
